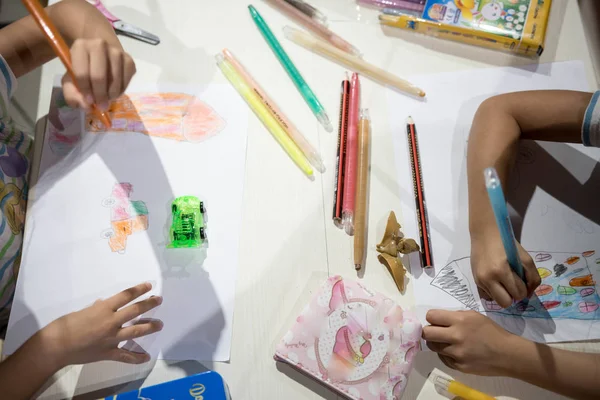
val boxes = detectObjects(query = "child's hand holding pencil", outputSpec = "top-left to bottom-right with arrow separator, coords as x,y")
61,38 -> 136,112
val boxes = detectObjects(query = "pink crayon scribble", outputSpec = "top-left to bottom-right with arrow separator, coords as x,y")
102,183 -> 148,254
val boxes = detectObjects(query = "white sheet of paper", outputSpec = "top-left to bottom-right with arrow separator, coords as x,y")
388,61 -> 600,343
4,83 -> 248,361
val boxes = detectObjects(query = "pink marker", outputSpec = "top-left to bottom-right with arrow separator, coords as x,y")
342,73 -> 360,235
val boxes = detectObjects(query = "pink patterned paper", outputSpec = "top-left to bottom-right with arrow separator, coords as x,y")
274,276 -> 422,400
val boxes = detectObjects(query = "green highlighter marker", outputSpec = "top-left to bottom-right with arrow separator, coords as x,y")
248,5 -> 333,132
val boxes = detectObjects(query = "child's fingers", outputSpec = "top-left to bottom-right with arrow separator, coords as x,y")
521,253 -> 541,297
425,309 -> 455,326
116,319 -> 163,342
438,353 -> 459,370
426,341 -> 452,356
487,282 -> 513,308
88,39 -> 109,108
422,325 -> 452,343
107,47 -> 124,100
107,348 -> 151,364
106,282 -> 152,310
61,74 -> 88,109
501,271 -> 528,302
122,54 -> 136,91
116,295 -> 163,324
70,40 -> 93,105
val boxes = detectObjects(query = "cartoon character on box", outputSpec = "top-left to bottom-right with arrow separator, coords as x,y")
314,277 -> 421,398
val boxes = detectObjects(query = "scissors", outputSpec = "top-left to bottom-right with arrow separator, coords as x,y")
87,0 -> 160,45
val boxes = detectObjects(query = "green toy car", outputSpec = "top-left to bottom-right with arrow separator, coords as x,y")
168,196 -> 206,248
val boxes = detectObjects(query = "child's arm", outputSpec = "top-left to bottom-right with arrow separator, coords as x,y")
423,310 -> 600,399
0,0 -> 135,109
0,282 -> 163,400
467,90 -> 593,307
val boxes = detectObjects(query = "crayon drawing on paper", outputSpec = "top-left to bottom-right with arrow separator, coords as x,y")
432,250 -> 600,320
101,183 -> 148,254
47,91 -> 227,156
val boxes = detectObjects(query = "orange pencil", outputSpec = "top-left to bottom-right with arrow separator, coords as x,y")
21,0 -> 111,128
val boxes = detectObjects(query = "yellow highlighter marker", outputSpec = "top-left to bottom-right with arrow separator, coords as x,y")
216,53 -> 313,178
433,376 -> 495,400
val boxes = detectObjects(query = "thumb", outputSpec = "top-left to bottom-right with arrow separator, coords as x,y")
61,74 -> 90,110
108,348 -> 151,364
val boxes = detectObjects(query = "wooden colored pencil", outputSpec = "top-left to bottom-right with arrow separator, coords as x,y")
354,109 -> 370,270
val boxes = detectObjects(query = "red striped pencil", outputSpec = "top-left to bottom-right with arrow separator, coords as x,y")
406,116 -> 433,268
333,76 -> 350,227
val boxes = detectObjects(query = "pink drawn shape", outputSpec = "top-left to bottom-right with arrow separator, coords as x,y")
112,183 -> 133,200
333,326 -> 352,362
112,206 -> 130,221
183,98 -> 227,142
329,278 -> 348,312
360,339 -> 372,358
581,288 -> 596,297
578,302 -> 599,313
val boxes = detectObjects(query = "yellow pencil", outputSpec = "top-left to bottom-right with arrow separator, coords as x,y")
216,54 -> 314,178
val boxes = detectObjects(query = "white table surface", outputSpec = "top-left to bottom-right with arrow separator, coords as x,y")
23,0 -> 600,399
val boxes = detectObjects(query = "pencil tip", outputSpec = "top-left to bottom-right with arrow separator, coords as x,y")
407,116 -> 414,124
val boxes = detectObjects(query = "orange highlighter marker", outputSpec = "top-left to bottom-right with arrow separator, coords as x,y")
21,0 -> 111,128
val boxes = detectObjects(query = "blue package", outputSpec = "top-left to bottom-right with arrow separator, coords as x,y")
106,371 -> 230,400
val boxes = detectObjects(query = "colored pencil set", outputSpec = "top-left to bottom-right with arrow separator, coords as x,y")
216,3 -> 430,268
332,73 -> 371,271
358,0 -> 425,15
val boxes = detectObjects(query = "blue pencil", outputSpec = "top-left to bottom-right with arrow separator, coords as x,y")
484,167 -> 526,282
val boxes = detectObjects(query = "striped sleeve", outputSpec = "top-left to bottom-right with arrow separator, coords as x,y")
582,90 -> 600,147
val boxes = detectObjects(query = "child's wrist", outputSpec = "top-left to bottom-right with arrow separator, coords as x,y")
35,322 -> 69,370
496,334 -> 531,377
469,220 -> 498,243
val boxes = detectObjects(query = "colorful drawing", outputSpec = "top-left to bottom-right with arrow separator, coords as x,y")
579,302 -> 599,313
541,300 -> 561,310
583,250 -> 595,258
87,93 -> 226,142
581,288 -> 596,297
569,274 -> 595,287
557,286 -> 576,295
537,267 -> 551,279
101,183 -> 148,254
534,284 -> 553,296
566,256 -> 581,265
554,263 -> 567,277
434,251 -> 600,320
535,253 -> 551,262
424,0 -> 531,40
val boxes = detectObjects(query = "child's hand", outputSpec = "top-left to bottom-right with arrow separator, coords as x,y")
471,231 -> 540,308
422,310 -> 520,376
42,282 -> 162,367
61,38 -> 136,111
